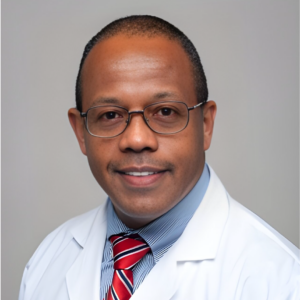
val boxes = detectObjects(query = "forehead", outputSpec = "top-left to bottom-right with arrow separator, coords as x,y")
80,34 -> 196,109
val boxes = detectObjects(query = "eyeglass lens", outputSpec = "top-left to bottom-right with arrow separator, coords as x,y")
85,102 -> 189,137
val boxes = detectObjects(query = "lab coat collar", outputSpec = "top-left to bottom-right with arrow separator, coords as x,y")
66,202 -> 108,300
172,165 -> 229,261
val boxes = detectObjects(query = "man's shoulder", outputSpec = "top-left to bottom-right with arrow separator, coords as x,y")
19,202 -> 108,299
185,166 -> 299,265
223,196 -> 299,264
206,167 -> 298,261
212,196 -> 299,297
26,202 -> 107,269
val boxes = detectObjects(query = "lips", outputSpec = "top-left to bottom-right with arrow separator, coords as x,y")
117,166 -> 165,174
124,171 -> 160,176
116,166 -> 167,187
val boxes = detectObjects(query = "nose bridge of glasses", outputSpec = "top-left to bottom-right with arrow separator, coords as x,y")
127,110 -> 147,123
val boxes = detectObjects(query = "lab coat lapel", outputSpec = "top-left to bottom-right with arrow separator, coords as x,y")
174,166 -> 229,262
131,166 -> 229,299
130,249 -> 178,300
66,201 -> 108,300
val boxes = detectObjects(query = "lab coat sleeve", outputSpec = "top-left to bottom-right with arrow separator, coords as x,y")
275,265 -> 300,300
239,259 -> 300,300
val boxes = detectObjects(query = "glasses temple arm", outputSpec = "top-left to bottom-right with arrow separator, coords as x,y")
188,101 -> 206,111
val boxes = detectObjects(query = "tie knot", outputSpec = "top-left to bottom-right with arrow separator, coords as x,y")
110,235 -> 150,270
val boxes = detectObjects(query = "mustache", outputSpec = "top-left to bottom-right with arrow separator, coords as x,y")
108,155 -> 175,172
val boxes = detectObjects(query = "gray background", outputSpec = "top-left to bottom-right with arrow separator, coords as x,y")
2,1 -> 299,299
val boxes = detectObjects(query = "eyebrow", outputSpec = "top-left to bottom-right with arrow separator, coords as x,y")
92,97 -> 120,106
152,91 -> 179,100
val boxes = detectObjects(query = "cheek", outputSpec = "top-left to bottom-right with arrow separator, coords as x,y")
158,123 -> 203,175
84,138 -> 113,184
175,119 -> 203,155
176,119 -> 204,175
188,114 -> 204,151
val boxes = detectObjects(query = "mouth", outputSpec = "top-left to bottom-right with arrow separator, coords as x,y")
116,167 -> 168,187
121,171 -> 162,177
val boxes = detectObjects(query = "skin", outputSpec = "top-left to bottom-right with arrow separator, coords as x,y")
68,34 -> 216,229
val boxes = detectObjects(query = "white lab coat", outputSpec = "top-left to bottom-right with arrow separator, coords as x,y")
19,167 -> 300,300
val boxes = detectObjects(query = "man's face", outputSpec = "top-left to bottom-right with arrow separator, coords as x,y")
69,35 -> 216,228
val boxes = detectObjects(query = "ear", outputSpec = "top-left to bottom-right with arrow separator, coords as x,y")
68,108 -> 87,155
202,101 -> 217,151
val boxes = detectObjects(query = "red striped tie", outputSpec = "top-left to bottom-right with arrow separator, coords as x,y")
106,235 -> 150,300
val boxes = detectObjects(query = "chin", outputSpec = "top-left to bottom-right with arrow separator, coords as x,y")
113,197 -> 172,225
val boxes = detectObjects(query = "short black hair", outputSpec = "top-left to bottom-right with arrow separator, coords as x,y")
75,15 -> 208,112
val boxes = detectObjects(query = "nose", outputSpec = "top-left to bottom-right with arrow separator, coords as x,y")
118,112 -> 159,153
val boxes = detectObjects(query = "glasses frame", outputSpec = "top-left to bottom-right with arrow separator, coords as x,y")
80,100 -> 206,138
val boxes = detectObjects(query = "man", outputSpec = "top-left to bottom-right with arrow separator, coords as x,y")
19,15 -> 299,300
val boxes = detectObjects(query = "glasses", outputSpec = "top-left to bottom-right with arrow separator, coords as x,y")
80,101 -> 205,138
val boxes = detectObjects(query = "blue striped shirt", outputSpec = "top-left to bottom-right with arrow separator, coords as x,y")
100,164 -> 210,299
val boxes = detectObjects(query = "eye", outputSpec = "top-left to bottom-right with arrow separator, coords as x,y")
103,111 -> 122,119
157,107 -> 175,116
